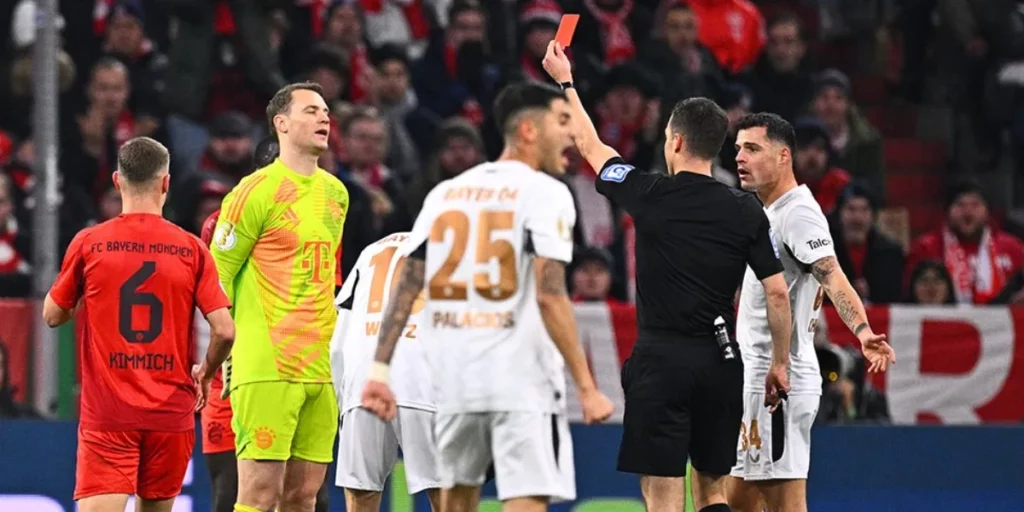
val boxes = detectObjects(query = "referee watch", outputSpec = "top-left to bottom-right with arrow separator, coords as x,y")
559,81 -> 574,91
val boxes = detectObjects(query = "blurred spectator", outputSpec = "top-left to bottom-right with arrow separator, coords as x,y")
361,0 -> 433,57
320,0 -> 377,103
641,2 -> 722,109
745,12 -> 814,123
336,107 -> 404,233
830,183 -> 904,304
571,247 -> 625,305
304,43 -> 351,106
0,173 -> 31,297
593,63 -> 662,172
569,0 -> 653,68
386,118 -> 485,232
564,147 -> 619,249
681,0 -> 765,75
0,340 -> 39,418
4,0 -> 75,139
516,0 -> 563,83
793,118 -> 850,214
906,181 -> 1024,304
62,58 -> 133,201
815,343 -> 891,425
810,69 -> 885,200
196,111 -> 256,183
100,1 -> 167,140
96,184 -> 123,224
714,83 -> 752,184
163,0 -> 286,169
413,2 -> 497,126
905,260 -> 957,305
371,44 -> 440,181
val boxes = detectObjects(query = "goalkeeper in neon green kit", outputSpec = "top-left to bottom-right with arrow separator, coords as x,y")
210,82 -> 348,512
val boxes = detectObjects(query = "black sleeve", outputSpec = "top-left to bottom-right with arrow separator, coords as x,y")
337,269 -> 359,311
748,208 -> 784,280
593,156 -> 664,219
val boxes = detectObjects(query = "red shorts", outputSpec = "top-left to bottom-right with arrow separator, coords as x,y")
200,392 -> 235,454
75,427 -> 195,501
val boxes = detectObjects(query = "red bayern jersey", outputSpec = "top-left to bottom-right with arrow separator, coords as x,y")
50,213 -> 230,431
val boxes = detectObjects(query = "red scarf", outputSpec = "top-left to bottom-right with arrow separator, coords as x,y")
359,0 -> 431,40
943,226 -> 1005,304
584,0 -> 636,65
92,0 -> 113,35
348,44 -> 372,102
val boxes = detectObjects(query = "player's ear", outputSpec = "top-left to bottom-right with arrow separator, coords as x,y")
161,174 -> 170,194
274,114 -> 287,135
112,171 -> 121,192
672,133 -> 684,154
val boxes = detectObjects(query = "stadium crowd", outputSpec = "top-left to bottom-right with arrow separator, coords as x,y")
3,0 -> 1024,423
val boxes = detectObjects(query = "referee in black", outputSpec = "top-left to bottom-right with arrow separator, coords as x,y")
544,42 -> 794,512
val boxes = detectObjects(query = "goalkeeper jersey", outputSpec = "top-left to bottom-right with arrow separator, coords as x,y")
210,159 -> 349,389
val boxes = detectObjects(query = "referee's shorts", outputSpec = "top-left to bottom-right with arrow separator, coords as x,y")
617,331 -> 743,477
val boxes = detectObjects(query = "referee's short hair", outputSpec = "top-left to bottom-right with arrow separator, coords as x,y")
735,112 -> 797,154
117,137 -> 170,184
668,97 -> 729,160
493,82 -> 567,137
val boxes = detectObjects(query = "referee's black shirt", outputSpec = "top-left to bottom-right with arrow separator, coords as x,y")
595,157 -> 783,338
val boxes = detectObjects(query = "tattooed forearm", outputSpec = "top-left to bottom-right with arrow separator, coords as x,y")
813,256 -> 870,335
538,259 -> 568,296
373,257 -> 426,364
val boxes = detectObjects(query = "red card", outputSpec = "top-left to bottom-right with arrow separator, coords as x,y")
554,14 -> 580,48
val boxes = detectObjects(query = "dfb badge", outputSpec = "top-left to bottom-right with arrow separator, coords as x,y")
214,221 -> 237,251
600,163 -> 634,183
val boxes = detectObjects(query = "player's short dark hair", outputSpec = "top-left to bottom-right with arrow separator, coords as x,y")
492,82 -> 567,137
266,81 -> 325,135
668,97 -> 729,160
117,137 -> 169,184
735,112 -> 797,154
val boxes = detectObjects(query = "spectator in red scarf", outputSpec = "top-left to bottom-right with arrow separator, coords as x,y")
412,2 -> 494,126
793,118 -> 851,215
321,1 -> 376,103
830,183 -> 905,304
100,1 -> 166,140
196,112 -> 256,183
906,181 -> 1024,304
61,58 -> 135,203
516,0 -> 563,83
681,0 -> 765,75
0,173 -> 31,297
335,107 -> 403,232
593,63 -> 663,171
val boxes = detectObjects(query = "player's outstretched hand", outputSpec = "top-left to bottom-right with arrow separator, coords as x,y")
764,363 -> 791,413
579,388 -> 614,424
361,381 -> 397,421
858,329 -> 896,373
191,364 -> 211,412
542,41 -> 573,84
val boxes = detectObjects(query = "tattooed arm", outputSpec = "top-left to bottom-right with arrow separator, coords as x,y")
535,257 -> 598,394
373,256 -> 426,365
811,256 -> 870,337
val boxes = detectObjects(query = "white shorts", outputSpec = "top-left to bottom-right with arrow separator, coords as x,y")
336,407 -> 441,494
729,393 -> 820,481
434,411 -> 575,502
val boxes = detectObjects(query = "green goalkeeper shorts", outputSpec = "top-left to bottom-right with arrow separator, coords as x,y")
231,381 -> 338,463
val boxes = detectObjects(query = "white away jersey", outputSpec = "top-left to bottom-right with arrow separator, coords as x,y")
331,232 -> 433,415
737,185 -> 833,395
403,160 -> 576,414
